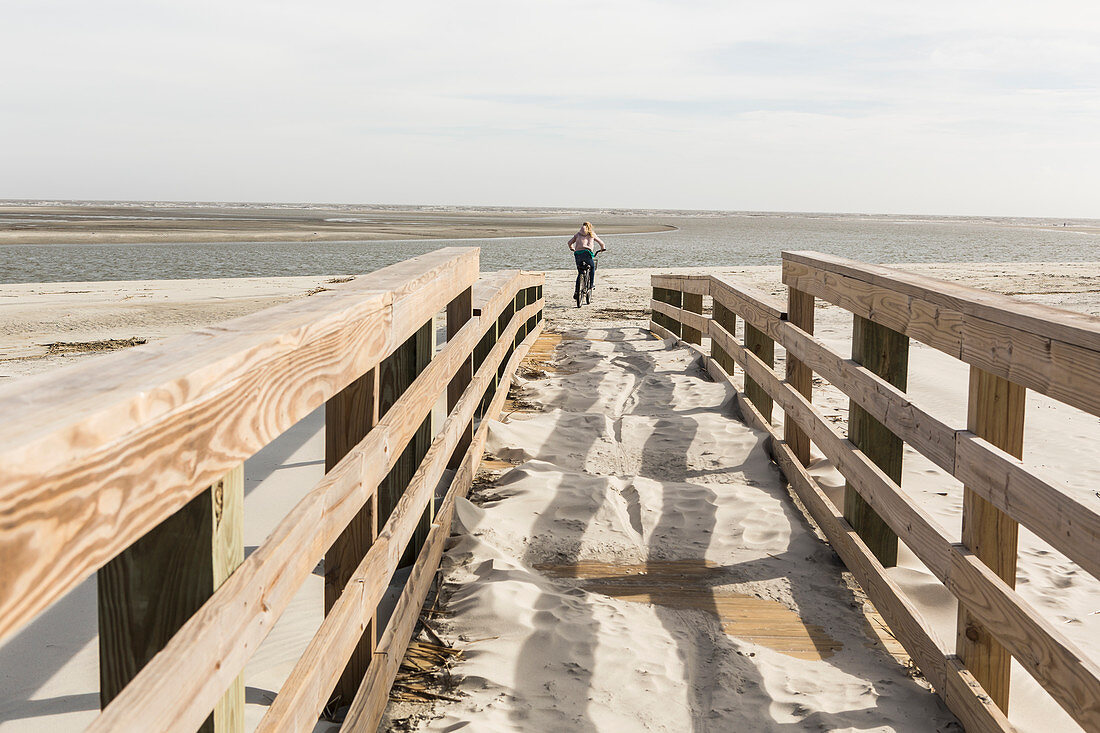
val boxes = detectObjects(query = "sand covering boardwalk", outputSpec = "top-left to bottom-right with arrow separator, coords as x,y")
414,327 -> 958,731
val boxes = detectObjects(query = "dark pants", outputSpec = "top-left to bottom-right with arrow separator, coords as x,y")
574,249 -> 596,295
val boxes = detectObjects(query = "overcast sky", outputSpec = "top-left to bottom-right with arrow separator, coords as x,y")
3,1 -> 1099,217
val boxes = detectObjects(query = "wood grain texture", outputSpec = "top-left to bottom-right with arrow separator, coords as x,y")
767,313 -> 1099,580
711,301 -> 737,377
785,287 -> 815,465
954,432 -> 1100,581
650,274 -> 711,296
649,298 -> 710,336
448,287 -> 474,469
87,304 -> 497,733
652,287 -> 682,336
957,367 -> 1025,712
709,275 -> 786,322
681,292 -> 704,345
324,368 -> 379,708
782,253 -> 1100,419
0,248 -> 480,645
784,250 -> 1100,352
714,318 -> 1100,731
98,466 -> 244,733
845,315 -> 907,568
774,317 -> 956,473
743,323 -> 774,423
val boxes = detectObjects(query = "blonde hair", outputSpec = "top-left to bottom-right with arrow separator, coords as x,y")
582,221 -> 593,235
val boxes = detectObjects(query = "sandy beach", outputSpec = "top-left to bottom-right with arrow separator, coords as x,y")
1,261 -> 1098,732
0,203 -> 674,245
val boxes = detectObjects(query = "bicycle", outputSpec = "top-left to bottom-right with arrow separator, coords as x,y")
575,251 -> 599,307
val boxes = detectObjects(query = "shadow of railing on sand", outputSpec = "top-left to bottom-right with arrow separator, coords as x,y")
503,330 -> 950,730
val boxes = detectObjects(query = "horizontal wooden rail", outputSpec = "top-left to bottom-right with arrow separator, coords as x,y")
711,318 -> 1100,730
1,249 -> 545,732
88,280 -> 543,732
254,297 -> 542,732
650,258 -> 1100,732
0,247 -> 480,644
782,250 -> 1100,418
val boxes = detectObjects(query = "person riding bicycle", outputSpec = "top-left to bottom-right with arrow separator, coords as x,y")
568,221 -> 606,302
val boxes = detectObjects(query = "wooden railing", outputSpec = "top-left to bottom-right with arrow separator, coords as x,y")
0,247 -> 545,732
649,252 -> 1100,733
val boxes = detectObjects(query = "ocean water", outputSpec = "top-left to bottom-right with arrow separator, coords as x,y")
1,212 -> 1097,284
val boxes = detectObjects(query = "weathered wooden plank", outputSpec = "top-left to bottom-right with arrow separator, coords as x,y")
946,544 -> 1100,728
0,248 -> 480,645
323,368 -> 379,707
743,323 -> 774,423
716,321 -> 1100,731
782,254 -> 1100,419
682,292 -> 704,345
650,274 -> 710,295
649,299 -> 709,338
765,275 -> 1100,577
765,312 -> 1099,582
784,250 -> 1100,353
711,301 -> 737,377
960,313 -> 1100,419
98,466 -> 244,733
845,315 -> 907,568
772,318 -> 957,473
709,275 -> 786,322
652,287 -> 683,336
954,432 -> 1100,581
785,287 -> 814,465
448,288 -> 474,469
378,320 -> 435,566
87,305 -> 498,733
956,367 -> 1025,712
782,258 -> 952,353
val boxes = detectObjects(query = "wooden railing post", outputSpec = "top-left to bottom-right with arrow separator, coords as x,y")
448,287 -> 473,469
957,367 -> 1025,711
526,286 -> 539,332
515,288 -> 529,346
98,467 -> 244,733
844,315 -> 906,567
497,298 -> 515,381
378,320 -> 435,564
744,323 -> 774,423
682,291 -> 703,345
711,300 -> 736,375
324,368 -> 379,707
652,286 -> 683,337
785,287 -> 814,465
473,307 -> 497,420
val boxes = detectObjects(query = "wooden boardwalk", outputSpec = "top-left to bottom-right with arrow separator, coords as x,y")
651,253 -> 1100,732
2,248 -> 1099,731
405,324 -> 957,730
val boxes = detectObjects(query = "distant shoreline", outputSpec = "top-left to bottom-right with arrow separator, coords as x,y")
0,202 -> 677,245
